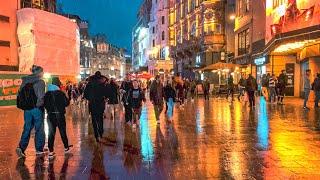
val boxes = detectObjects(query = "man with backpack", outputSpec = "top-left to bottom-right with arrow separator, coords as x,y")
16,65 -> 46,158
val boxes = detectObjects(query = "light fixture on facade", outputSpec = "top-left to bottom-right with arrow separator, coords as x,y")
273,40 -> 316,53
229,14 -> 236,20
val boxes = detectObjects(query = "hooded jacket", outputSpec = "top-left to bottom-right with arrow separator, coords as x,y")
20,74 -> 46,108
44,84 -> 70,114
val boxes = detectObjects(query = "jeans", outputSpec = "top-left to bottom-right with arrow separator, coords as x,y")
153,104 -> 163,121
167,98 -> 174,119
315,91 -> 320,107
91,112 -> 104,140
47,113 -> 69,152
303,89 -> 311,107
19,108 -> 45,152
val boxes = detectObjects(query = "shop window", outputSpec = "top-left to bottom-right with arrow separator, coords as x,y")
238,28 -> 250,56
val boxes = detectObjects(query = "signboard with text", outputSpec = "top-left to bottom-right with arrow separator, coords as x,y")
0,74 -> 27,106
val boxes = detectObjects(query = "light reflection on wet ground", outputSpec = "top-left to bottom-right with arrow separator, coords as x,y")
0,97 -> 320,179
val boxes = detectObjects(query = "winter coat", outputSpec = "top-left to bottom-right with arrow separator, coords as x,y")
164,85 -> 176,102
20,74 -> 46,108
128,88 -> 146,109
246,76 -> 257,92
107,82 -> 119,104
278,73 -> 288,88
84,75 -> 109,114
150,80 -> 164,105
44,84 -> 70,114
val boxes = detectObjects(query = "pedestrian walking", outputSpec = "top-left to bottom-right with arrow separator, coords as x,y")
303,69 -> 312,110
16,65 -> 46,158
84,71 -> 109,143
190,80 -> 196,102
246,74 -> 257,108
106,78 -> 119,120
226,75 -> 234,101
312,73 -> 320,108
277,70 -> 288,105
44,77 -> 72,160
184,79 -> 190,100
261,74 -> 269,101
120,74 -> 134,124
150,75 -> 164,124
269,74 -> 277,103
202,79 -> 210,100
237,75 -> 246,101
127,80 -> 146,129
164,80 -> 176,122
176,82 -> 184,108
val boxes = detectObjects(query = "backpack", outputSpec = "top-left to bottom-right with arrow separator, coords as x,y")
17,83 -> 37,110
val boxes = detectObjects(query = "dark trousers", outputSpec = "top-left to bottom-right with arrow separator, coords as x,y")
47,113 -> 69,152
124,105 -> 132,122
204,90 -> 209,100
277,87 -> 285,102
226,88 -> 234,100
248,90 -> 255,107
91,112 -> 104,140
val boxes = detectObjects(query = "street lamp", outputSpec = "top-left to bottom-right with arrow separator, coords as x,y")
229,14 -> 236,20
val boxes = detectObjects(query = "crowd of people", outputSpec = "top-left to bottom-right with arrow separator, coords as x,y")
14,64 -> 320,161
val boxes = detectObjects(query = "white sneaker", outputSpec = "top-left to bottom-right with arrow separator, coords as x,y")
36,151 -> 45,156
48,152 -> 56,160
132,123 -> 137,129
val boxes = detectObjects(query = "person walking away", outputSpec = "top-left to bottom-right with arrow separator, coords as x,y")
176,82 -> 184,108
303,69 -> 312,110
164,81 -> 176,122
269,74 -> 277,103
190,80 -> 196,102
313,73 -> 320,108
44,77 -> 72,160
226,75 -> 234,101
16,65 -> 46,158
84,71 -> 109,143
277,70 -> 288,105
128,80 -> 146,129
203,79 -> 210,100
261,74 -> 269,101
246,74 -> 257,108
150,75 -> 164,124
120,74 -> 134,124
238,75 -> 246,101
107,78 -> 119,120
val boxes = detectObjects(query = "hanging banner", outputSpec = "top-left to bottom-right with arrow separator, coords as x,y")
0,73 -> 27,106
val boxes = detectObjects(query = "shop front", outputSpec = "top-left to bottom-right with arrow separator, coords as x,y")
254,56 -> 268,92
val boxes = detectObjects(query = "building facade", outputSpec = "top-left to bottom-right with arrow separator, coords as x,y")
169,0 -> 227,80
147,0 -> 173,76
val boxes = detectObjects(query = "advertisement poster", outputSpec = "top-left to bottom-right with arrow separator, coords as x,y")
266,0 -> 320,43
0,74 -> 26,106
285,63 -> 295,96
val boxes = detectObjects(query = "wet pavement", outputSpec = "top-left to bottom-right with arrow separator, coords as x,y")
0,97 -> 320,179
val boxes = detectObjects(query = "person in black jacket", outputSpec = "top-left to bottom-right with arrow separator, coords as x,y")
106,78 -> 119,120
44,77 -> 71,160
84,71 -> 109,143
120,74 -> 134,124
164,80 -> 176,122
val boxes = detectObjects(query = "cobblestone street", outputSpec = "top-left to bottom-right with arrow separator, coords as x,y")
1,97 -> 320,179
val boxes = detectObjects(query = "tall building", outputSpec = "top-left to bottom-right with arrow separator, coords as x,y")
169,0 -> 227,80
132,0 -> 152,72
147,0 -> 173,76
0,0 -> 20,71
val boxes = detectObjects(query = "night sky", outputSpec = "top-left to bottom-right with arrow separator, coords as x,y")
58,0 -> 143,52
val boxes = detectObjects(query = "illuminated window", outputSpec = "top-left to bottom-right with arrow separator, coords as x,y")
238,0 -> 250,16
273,0 -> 286,8
238,28 -> 250,55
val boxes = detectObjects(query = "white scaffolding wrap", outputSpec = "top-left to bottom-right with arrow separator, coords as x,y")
17,8 -> 80,76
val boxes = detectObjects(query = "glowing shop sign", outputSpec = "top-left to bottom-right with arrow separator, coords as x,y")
254,57 -> 266,65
